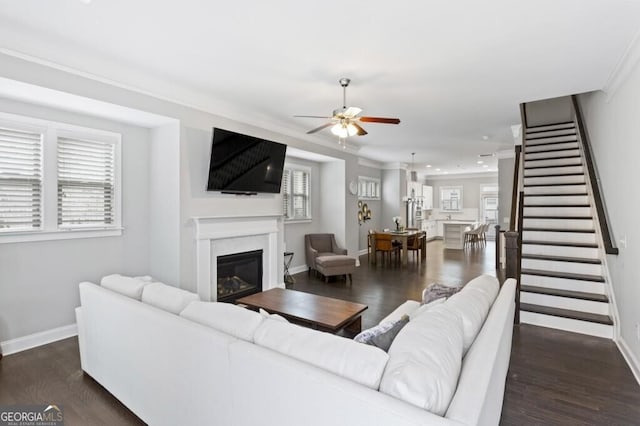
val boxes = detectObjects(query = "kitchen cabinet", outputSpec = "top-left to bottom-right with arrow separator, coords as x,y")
422,185 -> 433,210
422,220 -> 437,240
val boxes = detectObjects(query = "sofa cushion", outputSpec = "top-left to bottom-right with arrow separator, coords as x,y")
445,287 -> 492,355
254,319 -> 389,389
464,274 -> 499,305
409,297 -> 446,320
379,303 -> 464,415
101,274 -> 149,300
259,308 -> 289,323
141,282 -> 200,314
180,301 -> 264,341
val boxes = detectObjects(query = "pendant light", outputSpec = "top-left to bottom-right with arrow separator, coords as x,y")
409,152 -> 417,182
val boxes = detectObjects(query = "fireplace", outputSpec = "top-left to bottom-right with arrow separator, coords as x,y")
216,249 -> 263,303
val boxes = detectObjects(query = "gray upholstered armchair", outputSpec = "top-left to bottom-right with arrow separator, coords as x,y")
304,233 -> 347,276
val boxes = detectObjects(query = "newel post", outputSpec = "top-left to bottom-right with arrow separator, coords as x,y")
505,231 -> 520,324
495,225 -> 501,270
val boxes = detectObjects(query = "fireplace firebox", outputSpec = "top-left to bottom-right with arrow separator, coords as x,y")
216,249 -> 263,303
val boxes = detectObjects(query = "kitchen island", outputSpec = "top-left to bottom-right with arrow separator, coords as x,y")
443,221 -> 475,249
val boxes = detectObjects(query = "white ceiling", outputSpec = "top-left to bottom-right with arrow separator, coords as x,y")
0,0 -> 639,176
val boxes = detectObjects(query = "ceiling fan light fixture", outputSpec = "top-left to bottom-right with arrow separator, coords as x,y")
331,122 -> 358,138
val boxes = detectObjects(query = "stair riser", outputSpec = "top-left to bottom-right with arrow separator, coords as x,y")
520,311 -> 613,338
523,206 -> 591,217
522,243 -> 599,258
520,292 -> 609,315
525,141 -> 579,153
522,258 -> 602,276
522,229 -> 596,243
524,195 -> 589,206
525,157 -> 582,168
521,274 -> 606,294
526,123 -> 575,133
524,175 -> 585,185
523,218 -> 594,230
525,149 -> 579,160
526,135 -> 577,145
525,128 -> 577,138
525,166 -> 584,177
524,184 -> 587,195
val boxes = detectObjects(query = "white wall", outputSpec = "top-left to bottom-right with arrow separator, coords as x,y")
579,73 -> 640,375
357,165 -> 383,251
525,96 -> 572,127
283,158 -> 322,271
382,169 -> 403,230
319,160 -> 347,248
498,157 -> 515,229
149,123 -> 181,284
0,98 -> 151,342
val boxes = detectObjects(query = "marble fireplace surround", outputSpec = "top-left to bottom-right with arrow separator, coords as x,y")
193,215 -> 283,302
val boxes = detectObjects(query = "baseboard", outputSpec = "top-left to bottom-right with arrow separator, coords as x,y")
0,323 -> 77,356
289,264 -> 308,276
358,248 -> 368,256
616,337 -> 640,386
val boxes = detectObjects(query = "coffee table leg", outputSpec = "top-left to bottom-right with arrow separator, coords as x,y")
344,316 -> 362,334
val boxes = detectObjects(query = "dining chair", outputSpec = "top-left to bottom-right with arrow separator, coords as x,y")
407,231 -> 424,261
374,233 -> 400,266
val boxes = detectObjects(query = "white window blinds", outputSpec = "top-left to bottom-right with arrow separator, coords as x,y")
283,166 -> 310,220
0,126 -> 42,231
57,137 -> 115,228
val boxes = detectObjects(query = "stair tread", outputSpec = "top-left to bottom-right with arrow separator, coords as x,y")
524,163 -> 582,170
524,154 -> 581,162
521,285 -> 608,302
524,193 -> 588,197
520,303 -> 613,325
522,253 -> 601,264
523,215 -> 592,219
523,204 -> 590,208
524,182 -> 586,187
523,227 -> 595,233
523,240 -> 598,248
521,268 -> 605,282
525,139 -> 578,147
526,121 -> 574,130
524,173 -> 584,178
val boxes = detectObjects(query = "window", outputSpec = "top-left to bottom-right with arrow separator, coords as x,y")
358,176 -> 380,200
440,186 -> 463,211
0,112 -> 121,243
282,165 -> 310,221
0,126 -> 43,231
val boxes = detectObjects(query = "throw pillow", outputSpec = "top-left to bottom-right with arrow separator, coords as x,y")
370,315 -> 410,352
354,321 -> 396,345
422,283 -> 460,305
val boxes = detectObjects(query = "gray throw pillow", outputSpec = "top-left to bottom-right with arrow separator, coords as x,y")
422,283 -> 460,305
354,321 -> 396,345
370,315 -> 410,352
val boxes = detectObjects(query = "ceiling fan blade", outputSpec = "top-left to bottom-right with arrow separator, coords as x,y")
343,107 -> 362,118
352,122 -> 368,136
359,116 -> 401,124
294,115 -> 332,119
306,122 -> 334,134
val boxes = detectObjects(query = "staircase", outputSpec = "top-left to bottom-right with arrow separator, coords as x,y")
519,121 -> 614,338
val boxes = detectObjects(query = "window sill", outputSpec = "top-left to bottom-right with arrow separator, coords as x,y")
0,227 -> 123,244
284,219 -> 312,225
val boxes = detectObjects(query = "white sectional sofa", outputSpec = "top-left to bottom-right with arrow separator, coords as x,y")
76,275 -> 516,426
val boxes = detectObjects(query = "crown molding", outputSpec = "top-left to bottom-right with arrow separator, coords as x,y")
424,171 -> 498,181
381,162 -> 409,170
357,157 -> 384,169
603,28 -> 640,102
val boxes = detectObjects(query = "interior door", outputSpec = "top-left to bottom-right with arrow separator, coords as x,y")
481,194 -> 498,240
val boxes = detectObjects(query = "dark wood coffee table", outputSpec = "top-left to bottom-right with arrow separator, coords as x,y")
237,288 -> 367,334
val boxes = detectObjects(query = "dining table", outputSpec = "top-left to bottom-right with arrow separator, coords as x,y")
371,230 -> 426,266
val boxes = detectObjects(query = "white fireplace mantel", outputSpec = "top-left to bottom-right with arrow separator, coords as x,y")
193,215 -> 284,301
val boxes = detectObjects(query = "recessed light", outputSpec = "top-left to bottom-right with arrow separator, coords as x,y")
425,164 -> 432,168
477,160 -> 483,164
435,168 -> 441,171
482,164 -> 489,168
482,135 -> 489,141
443,171 -> 449,174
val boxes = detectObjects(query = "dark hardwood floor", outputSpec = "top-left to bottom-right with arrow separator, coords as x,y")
1,240 -> 638,425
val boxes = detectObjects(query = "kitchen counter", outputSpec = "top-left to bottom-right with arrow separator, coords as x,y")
443,222 -> 472,249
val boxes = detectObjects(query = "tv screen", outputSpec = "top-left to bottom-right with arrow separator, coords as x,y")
207,127 -> 287,194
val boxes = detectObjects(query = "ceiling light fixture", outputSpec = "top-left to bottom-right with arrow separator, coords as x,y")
477,160 -> 484,164
483,164 -> 489,168
435,168 -> 441,171
409,152 -> 418,182
331,121 -> 358,138
426,164 -> 432,168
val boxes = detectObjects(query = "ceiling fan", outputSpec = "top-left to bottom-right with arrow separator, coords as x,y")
294,78 -> 401,138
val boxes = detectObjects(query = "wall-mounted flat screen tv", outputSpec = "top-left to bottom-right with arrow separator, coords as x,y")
207,127 -> 287,194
